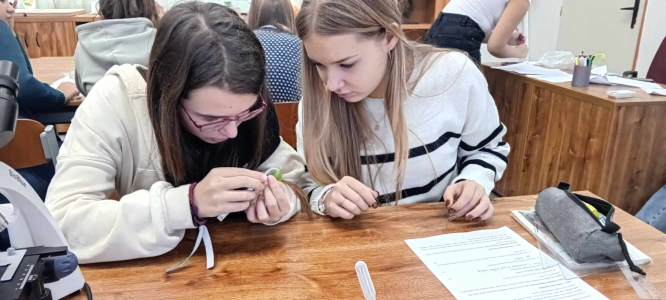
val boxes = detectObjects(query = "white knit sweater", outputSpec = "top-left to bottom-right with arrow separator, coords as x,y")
297,52 -> 510,213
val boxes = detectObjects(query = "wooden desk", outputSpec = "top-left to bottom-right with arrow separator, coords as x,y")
69,193 -> 666,299
483,64 -> 666,215
14,13 -> 96,23
30,56 -> 81,106
30,56 -> 74,83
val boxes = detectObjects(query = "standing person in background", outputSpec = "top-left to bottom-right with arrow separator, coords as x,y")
0,0 -> 79,118
248,0 -> 302,103
424,0 -> 530,63
74,0 -> 163,96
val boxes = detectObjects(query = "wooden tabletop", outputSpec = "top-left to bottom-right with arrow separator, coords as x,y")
30,56 -> 82,106
68,193 -> 666,299
14,13 -> 97,23
482,64 -> 666,108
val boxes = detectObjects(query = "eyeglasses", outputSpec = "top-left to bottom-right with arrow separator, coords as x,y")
180,95 -> 267,133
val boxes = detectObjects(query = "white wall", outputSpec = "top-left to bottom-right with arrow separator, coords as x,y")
30,0 -> 302,13
527,0 -> 562,61
635,0 -> 666,77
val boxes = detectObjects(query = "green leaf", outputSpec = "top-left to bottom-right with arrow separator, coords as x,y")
266,168 -> 283,181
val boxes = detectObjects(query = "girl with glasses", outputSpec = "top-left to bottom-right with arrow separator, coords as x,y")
45,2 -> 308,264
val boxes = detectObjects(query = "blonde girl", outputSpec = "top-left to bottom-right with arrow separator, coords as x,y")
296,0 -> 510,221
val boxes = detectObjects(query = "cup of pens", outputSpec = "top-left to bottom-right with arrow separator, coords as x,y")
572,54 -> 594,87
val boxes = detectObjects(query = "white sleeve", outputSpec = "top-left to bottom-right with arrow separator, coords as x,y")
451,57 -> 510,195
253,139 -> 305,224
295,101 -> 332,215
46,82 -> 194,264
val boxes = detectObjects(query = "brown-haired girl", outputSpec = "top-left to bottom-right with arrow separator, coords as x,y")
47,2 -> 306,263
74,0 -> 164,96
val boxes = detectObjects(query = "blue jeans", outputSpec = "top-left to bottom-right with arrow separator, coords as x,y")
0,163 -> 55,204
424,13 -> 485,64
636,185 -> 666,233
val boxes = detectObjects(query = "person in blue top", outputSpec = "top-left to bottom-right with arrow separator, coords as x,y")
248,0 -> 302,103
0,0 -> 79,203
0,0 -> 80,118
636,186 -> 666,233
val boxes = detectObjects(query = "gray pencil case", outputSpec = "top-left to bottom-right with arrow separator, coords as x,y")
535,183 -> 645,275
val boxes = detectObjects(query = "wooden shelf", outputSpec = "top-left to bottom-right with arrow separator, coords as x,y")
14,13 -> 97,23
403,23 -> 431,30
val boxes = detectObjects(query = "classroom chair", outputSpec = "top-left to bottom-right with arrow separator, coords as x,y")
0,119 -> 59,170
0,119 -> 59,203
274,102 -> 299,149
646,36 -> 666,85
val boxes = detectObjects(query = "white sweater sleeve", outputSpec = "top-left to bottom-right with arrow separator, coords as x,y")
451,57 -> 510,195
253,139 -> 305,224
295,101 -> 332,215
45,85 -> 194,264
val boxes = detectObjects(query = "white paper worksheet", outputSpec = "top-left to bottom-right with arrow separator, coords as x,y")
405,226 -> 608,300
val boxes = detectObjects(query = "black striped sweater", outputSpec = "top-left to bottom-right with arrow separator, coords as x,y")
297,52 -> 510,214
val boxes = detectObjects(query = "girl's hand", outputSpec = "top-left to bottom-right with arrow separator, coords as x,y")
508,30 -> 525,46
247,176 -> 292,223
444,180 -> 494,221
323,176 -> 378,219
193,168 -> 266,218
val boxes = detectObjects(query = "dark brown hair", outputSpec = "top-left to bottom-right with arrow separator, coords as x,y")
147,2 -> 268,186
248,0 -> 296,33
98,0 -> 161,26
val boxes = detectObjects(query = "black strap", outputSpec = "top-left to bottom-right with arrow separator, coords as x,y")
557,182 -> 570,191
601,220 -> 621,234
617,232 -> 646,275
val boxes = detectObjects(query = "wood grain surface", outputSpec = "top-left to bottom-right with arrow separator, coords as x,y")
600,104 -> 666,213
35,22 -> 77,57
67,193 -> 666,300
29,56 -> 81,107
483,65 -> 666,214
482,64 -> 666,108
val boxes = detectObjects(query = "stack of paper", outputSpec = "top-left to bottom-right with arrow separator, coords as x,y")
642,88 -> 666,96
493,63 -> 666,95
405,227 -> 608,299
606,76 -> 662,90
50,73 -> 75,89
493,62 -> 570,76
493,62 -> 573,83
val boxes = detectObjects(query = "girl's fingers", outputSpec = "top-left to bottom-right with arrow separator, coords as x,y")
450,182 -> 478,211
477,202 -> 495,221
256,198 -> 270,222
465,195 -> 491,220
327,202 -> 355,219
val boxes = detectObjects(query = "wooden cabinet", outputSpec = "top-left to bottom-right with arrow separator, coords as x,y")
13,21 -> 78,58
402,0 -> 450,41
13,22 -> 41,58
36,22 -> 78,57
484,65 -> 666,215
13,13 -> 95,58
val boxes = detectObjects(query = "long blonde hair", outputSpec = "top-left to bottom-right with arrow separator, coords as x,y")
296,0 -> 447,202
